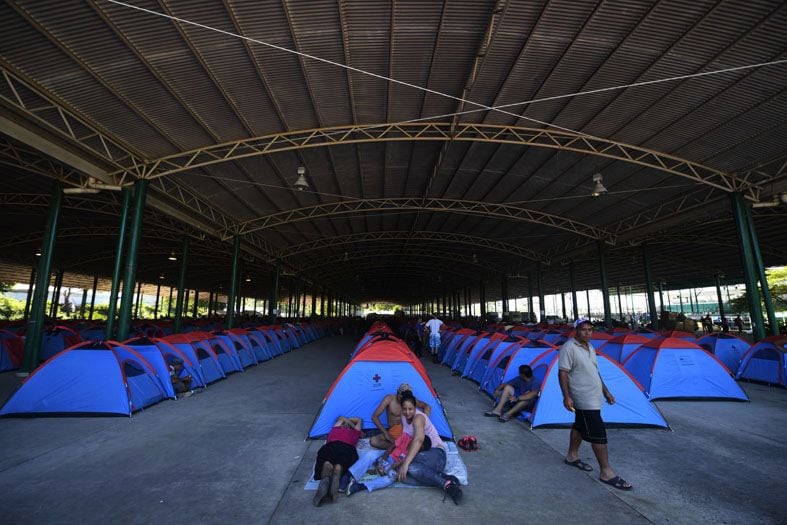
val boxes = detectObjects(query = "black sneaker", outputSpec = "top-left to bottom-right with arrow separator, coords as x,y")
346,478 -> 366,497
338,472 -> 351,493
443,480 -> 463,505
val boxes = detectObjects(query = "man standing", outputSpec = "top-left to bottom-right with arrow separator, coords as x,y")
559,318 -> 632,491
425,313 -> 444,363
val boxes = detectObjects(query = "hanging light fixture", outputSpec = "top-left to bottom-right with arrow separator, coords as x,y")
344,252 -> 349,261
294,166 -> 309,191
245,275 -> 252,282
158,272 -> 165,280
591,173 -> 608,197
35,248 -> 42,257
168,251 -> 177,261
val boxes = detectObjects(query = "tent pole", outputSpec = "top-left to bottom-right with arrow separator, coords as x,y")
105,188 -> 132,340
117,179 -> 148,341
173,237 -> 190,333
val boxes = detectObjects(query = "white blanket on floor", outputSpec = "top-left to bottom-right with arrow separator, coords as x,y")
304,439 -> 468,490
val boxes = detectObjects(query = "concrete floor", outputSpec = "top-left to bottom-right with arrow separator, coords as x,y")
0,334 -> 784,525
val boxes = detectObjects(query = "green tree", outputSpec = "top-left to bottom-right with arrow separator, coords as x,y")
728,266 -> 787,313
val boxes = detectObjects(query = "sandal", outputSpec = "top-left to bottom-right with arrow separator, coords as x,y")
564,458 -> 593,472
484,410 -> 501,417
599,475 -> 633,491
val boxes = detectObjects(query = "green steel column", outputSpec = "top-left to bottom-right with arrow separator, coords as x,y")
616,285 -> 624,319
79,288 -> 88,318
642,242 -> 659,329
479,281 -> 486,317
88,276 -> 98,321
586,289 -> 592,318
500,275 -> 509,319
134,281 -> 143,319
269,261 -> 281,323
561,292 -> 567,320
173,237 -> 189,333
569,261 -> 579,321
23,267 -> 36,321
730,193 -> 765,340
168,287 -> 174,317
714,273 -> 726,321
311,285 -> 317,317
193,290 -> 199,318
117,180 -> 148,341
598,241 -> 612,328
21,185 -> 63,373
154,283 -> 161,319
105,188 -> 132,339
527,272 -> 534,322
536,262 -> 545,323
226,235 -> 241,329
50,269 -> 64,319
658,280 -> 665,314
745,204 -> 778,336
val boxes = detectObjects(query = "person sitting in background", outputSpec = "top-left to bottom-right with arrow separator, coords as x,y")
168,357 -> 193,398
485,365 -> 541,422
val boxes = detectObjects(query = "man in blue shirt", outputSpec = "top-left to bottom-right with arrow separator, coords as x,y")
484,365 -> 541,422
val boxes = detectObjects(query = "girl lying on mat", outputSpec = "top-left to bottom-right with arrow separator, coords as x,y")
312,416 -> 362,507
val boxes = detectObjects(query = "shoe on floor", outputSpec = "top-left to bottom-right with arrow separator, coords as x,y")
443,480 -> 463,505
313,477 -> 331,507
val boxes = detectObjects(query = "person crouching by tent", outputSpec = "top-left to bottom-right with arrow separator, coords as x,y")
484,364 -> 541,422
313,416 -> 362,507
396,393 -> 462,504
168,357 -> 193,399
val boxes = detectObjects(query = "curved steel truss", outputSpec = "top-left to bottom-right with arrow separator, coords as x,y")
133,123 -> 757,196
279,230 -> 549,264
236,198 -> 610,243
300,247 -> 504,275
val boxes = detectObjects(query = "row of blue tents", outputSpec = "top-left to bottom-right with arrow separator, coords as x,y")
0,323 -> 332,417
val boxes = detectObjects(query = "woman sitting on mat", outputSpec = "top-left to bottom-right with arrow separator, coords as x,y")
312,416 -> 362,507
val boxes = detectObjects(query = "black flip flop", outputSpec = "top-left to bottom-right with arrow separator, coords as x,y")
564,458 -> 593,472
599,475 -> 633,491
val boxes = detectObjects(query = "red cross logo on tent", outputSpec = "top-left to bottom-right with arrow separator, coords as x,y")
372,374 -> 381,383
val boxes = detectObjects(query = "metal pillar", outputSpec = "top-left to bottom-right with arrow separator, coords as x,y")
569,261 -> 579,321
193,290 -> 199,318
501,275 -> 509,320
714,273 -> 726,322
21,185 -> 63,373
745,204 -> 778,336
173,238 -> 189,333
311,285 -> 317,317
527,272 -> 534,322
598,241 -> 612,328
105,188 -> 132,339
586,289 -> 592,318
658,281 -> 665,314
154,283 -> 161,319
23,267 -> 36,322
479,281 -> 486,317
226,235 -> 241,329
117,180 -> 148,341
561,292 -> 567,320
616,285 -> 624,319
79,288 -> 88,319
50,269 -> 64,319
269,262 -> 281,323
167,286 -> 174,317
536,262 -> 545,323
134,281 -> 143,319
88,276 -> 98,321
730,192 -> 765,341
642,243 -> 659,329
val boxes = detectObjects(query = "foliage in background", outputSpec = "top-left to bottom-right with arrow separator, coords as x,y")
728,266 -> 787,313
